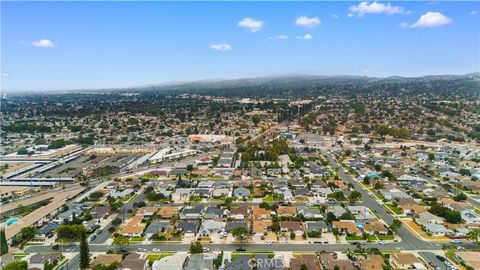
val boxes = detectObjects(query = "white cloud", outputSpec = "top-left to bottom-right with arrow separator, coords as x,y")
470,11 -> 478,15
268,35 -> 288,40
295,16 -> 321,27
209,44 -> 232,51
32,39 -> 55,48
347,13 -> 354,18
332,14 -> 339,19
349,2 -> 404,16
296,34 -> 313,40
1,72 -> 10,77
410,12 -> 452,28
399,22 -> 409,28
238,17 -> 264,32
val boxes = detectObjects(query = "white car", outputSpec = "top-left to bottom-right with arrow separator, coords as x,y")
265,242 -> 272,246
379,240 -> 386,245
137,248 -> 147,252
202,247 -> 210,252
152,248 -> 160,252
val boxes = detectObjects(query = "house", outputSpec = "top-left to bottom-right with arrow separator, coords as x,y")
225,255 -> 251,270
319,253 -> 355,270
415,211 -> 445,225
329,205 -> 347,218
137,206 -> 157,218
199,220 -> 225,236
158,206 -> 178,218
298,206 -> 323,219
36,223 -> 59,239
212,188 -> 231,198
110,188 -> 134,199
203,206 -> 226,219
252,220 -> 273,236
90,205 -> 111,220
363,221 -> 389,235
359,254 -> 384,270
233,187 -> 251,199
180,205 -> 204,219
252,206 -> 271,220
347,206 -> 376,220
461,209 -> 480,224
176,220 -> 199,237
29,254 -> 62,270
119,216 -> 145,237
455,252 -> 480,270
332,220 -> 360,235
398,204 -> 426,216
173,188 -> 191,201
185,254 -> 213,270
229,205 -> 250,220
276,206 -> 297,217
152,253 -> 188,270
90,254 -> 123,269
290,254 -> 321,270
192,188 -> 211,199
54,208 -> 83,223
145,221 -> 171,239
119,253 -> 147,270
279,221 -> 304,237
423,223 -> 452,236
390,253 -> 423,270
306,221 -> 329,235
226,221 -> 249,232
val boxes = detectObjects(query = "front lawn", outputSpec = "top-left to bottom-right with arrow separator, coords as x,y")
146,252 -> 175,263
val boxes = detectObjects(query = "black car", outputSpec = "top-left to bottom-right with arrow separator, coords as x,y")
236,247 -> 246,251
436,255 -> 446,262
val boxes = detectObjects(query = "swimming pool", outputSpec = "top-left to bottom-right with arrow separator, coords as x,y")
2,217 -> 20,227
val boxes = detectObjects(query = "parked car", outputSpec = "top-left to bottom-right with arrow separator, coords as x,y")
236,247 -> 246,251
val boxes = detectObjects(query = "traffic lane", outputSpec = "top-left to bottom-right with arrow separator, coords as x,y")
91,190 -> 146,244
324,152 -> 433,250
419,252 -> 447,270
25,241 -> 443,254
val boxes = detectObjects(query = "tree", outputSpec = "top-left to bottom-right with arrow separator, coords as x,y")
189,241 -> 203,253
390,219 -> 402,233
334,266 -> 340,270
232,227 -> 250,242
252,115 -> 261,126
349,191 -> 362,202
20,226 -> 36,242
300,264 -> 308,270
112,236 -> 129,251
4,261 -> 27,270
453,193 -> 467,202
290,232 -> 296,240
465,229 -> 480,243
80,230 -> 90,269
0,229 -> 8,255
93,262 -> 119,270
44,261 -> 54,270
57,225 -> 85,241
428,153 -> 435,161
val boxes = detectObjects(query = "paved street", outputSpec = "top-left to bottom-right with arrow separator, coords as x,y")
322,151 -> 440,251
419,252 -> 448,270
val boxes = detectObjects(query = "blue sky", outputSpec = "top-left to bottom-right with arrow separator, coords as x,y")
1,1 -> 479,91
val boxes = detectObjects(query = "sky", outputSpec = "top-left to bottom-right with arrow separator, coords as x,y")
1,1 -> 479,91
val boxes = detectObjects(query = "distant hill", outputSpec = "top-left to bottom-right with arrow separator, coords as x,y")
128,73 -> 480,98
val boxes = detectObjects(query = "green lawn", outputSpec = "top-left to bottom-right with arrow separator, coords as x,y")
346,235 -> 366,241
385,203 -> 403,215
146,252 -> 175,263
231,252 -> 274,260
130,236 -> 145,242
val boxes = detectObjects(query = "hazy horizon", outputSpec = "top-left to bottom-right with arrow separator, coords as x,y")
2,1 -> 479,92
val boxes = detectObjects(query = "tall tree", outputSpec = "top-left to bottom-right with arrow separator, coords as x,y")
0,228 -> 8,255
79,230 -> 90,269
